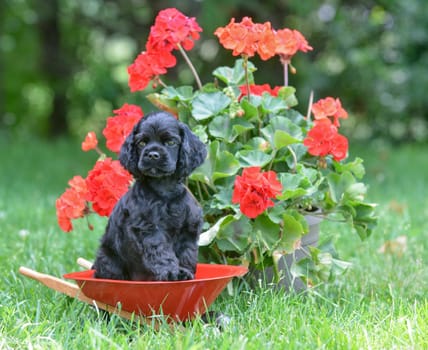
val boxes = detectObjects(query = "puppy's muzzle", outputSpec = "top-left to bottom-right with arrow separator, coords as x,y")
139,145 -> 175,176
145,150 -> 160,160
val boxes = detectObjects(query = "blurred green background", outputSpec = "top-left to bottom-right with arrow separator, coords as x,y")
1,0 -> 427,142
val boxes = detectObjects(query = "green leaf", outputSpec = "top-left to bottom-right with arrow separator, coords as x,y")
190,125 -> 208,144
240,99 -> 259,120
296,164 -> 319,185
327,171 -> 356,203
216,216 -> 251,253
344,182 -> 367,202
267,203 -> 287,224
292,247 -> 330,282
146,93 -> 179,115
276,86 -> 298,108
290,209 -> 309,235
212,150 -> 241,182
253,214 -> 281,252
270,116 -> 303,138
277,86 -> 296,99
212,59 -> 256,85
188,164 -> 211,185
208,115 -> 253,143
273,129 -> 300,149
189,141 -> 240,185
161,85 -> 194,101
334,157 -> 366,179
276,173 -> 308,200
331,258 -> 353,275
191,92 -> 231,120
235,150 -> 272,167
353,202 -> 378,239
285,144 -> 307,168
212,186 -> 234,210
244,137 -> 271,152
260,94 -> 288,114
277,212 -> 307,253
261,116 -> 303,148
292,247 -> 352,284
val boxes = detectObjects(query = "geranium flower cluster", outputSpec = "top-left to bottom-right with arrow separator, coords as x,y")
55,103 -> 142,232
303,97 -> 349,162
102,104 -> 144,153
56,176 -> 88,232
214,16 -> 312,62
128,8 -> 202,92
56,159 -> 132,232
303,119 -> 348,162
232,167 -> 283,219
84,158 -> 133,217
312,97 -> 348,127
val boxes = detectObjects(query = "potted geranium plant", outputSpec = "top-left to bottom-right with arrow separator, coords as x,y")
56,8 -> 377,289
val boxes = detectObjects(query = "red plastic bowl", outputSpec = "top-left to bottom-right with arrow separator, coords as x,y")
64,263 -> 247,321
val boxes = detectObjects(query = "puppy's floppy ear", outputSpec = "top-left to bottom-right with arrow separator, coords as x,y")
119,121 -> 141,177
176,122 -> 207,179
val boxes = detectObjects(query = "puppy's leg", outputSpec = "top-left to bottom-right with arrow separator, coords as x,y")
175,202 -> 203,280
176,241 -> 198,280
140,232 -> 181,281
93,249 -> 128,280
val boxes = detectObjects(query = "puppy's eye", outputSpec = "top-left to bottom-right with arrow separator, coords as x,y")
138,141 -> 147,148
165,140 -> 177,147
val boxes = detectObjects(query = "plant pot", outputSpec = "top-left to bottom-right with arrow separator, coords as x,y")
251,213 -> 322,292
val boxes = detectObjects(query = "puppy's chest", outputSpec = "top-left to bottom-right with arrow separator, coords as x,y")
133,200 -> 187,231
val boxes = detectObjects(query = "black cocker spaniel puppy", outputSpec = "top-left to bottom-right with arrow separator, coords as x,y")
92,111 -> 207,281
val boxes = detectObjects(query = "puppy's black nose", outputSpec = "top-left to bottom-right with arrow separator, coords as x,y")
146,150 -> 160,160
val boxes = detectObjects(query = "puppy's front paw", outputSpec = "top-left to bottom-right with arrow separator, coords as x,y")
178,267 -> 194,280
155,267 -> 179,281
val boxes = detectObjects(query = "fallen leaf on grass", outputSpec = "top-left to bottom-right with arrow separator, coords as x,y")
378,235 -> 407,257
388,200 -> 407,215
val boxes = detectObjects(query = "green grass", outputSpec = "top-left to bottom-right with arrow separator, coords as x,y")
1,137 -> 427,349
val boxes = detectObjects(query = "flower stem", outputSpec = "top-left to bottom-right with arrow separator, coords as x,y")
177,44 -> 202,90
243,55 -> 251,103
94,146 -> 104,157
156,77 -> 168,89
283,61 -> 289,87
268,150 -> 277,171
272,251 -> 282,284
306,90 -> 314,121
85,214 -> 94,231
287,145 -> 298,173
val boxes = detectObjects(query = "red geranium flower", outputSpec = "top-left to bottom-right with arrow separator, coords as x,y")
148,8 -> 202,52
103,103 -> 144,153
274,28 -> 313,63
68,175 -> 88,194
81,131 -> 98,152
232,167 -> 283,218
303,119 -> 348,161
330,133 -> 349,162
312,97 -> 348,127
214,17 -> 276,60
252,21 -> 277,60
127,8 -> 201,92
85,158 -> 133,217
239,84 -> 281,99
128,49 -> 176,92
56,176 -> 89,232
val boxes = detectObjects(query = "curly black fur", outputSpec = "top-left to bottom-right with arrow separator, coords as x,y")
92,112 -> 207,281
